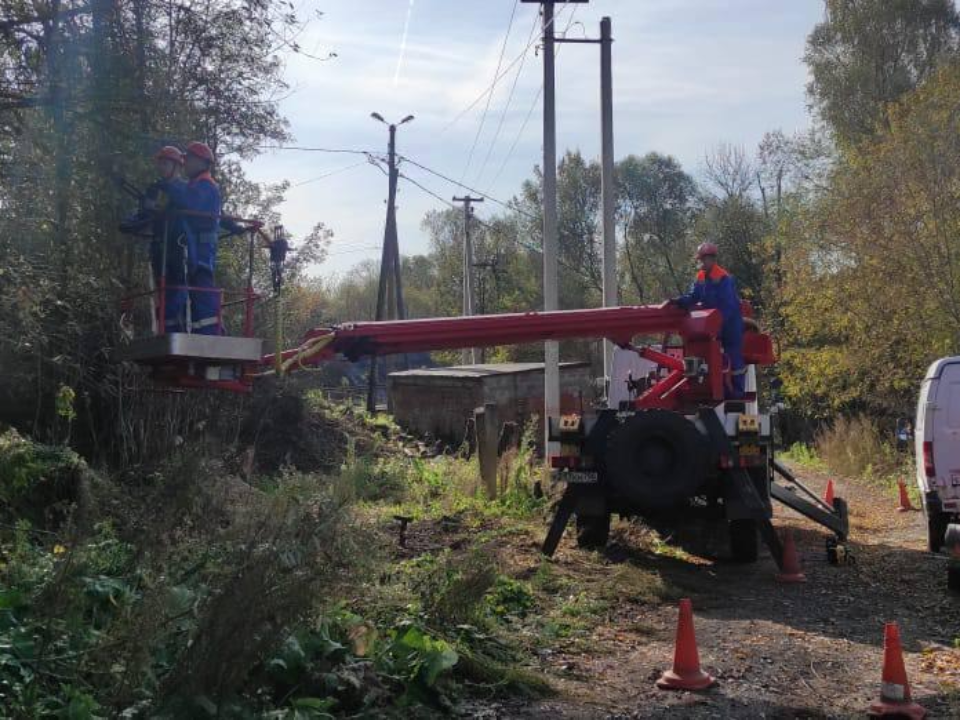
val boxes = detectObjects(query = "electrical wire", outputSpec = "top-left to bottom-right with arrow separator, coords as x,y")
473,9 -> 541,187
487,2 -> 580,191
460,0 -> 519,183
439,1 -> 572,135
291,160 -> 370,187
398,172 -> 597,286
254,144 -> 377,155
399,154 -> 535,220
326,245 -> 381,256
488,84 -> 542,190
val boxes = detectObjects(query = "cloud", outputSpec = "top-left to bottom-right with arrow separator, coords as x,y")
245,0 -> 823,276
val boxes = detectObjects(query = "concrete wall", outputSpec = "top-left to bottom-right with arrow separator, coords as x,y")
388,362 -> 593,446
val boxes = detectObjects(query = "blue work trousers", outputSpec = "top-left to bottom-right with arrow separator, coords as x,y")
722,331 -> 746,399
188,236 -> 221,335
150,239 -> 188,333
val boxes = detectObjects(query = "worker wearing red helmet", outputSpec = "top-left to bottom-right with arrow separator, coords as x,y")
142,145 -> 189,332
159,141 -> 222,335
669,242 -> 746,398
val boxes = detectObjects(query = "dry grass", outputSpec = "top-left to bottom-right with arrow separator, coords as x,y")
814,414 -> 900,480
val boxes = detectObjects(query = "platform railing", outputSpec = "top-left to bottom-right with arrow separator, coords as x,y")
119,208 -> 264,341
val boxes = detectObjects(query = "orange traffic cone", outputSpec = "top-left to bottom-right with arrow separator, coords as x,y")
868,622 -> 926,719
823,479 -> 835,509
897,479 -> 916,512
656,598 -> 716,691
776,529 -> 806,583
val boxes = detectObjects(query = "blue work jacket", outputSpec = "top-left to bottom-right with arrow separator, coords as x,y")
674,264 -> 744,345
161,171 -> 221,234
161,171 -> 221,274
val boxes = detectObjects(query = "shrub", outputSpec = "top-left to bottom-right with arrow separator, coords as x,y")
0,429 -> 90,529
416,549 -> 499,627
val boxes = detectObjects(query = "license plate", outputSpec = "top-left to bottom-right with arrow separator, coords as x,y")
558,470 -> 598,485
739,444 -> 761,456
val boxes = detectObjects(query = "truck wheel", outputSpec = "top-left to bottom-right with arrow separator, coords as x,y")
728,519 -> 758,563
927,513 -> 948,553
604,410 -> 710,509
576,513 -> 611,550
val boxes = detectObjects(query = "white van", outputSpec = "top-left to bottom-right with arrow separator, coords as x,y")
915,356 -> 960,551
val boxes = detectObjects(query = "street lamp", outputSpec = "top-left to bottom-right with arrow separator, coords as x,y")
370,112 -> 415,128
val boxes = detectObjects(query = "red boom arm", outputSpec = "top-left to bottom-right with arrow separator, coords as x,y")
264,303 -> 776,410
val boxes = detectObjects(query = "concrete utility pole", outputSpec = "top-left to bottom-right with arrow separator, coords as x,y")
523,0 -> 560,452
523,0 -> 588,451
367,112 -> 414,412
599,17 -> 616,392
453,195 -> 484,365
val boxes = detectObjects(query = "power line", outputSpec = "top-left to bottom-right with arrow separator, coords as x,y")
473,9 -> 541,187
255,144 -> 377,155
488,84 -> 541,190
440,1 -> 572,135
398,172 -> 596,286
399,154 -> 535,220
460,0 -> 519,183
291,160 -> 370,187
327,245 -> 381,256
486,3 -> 580,192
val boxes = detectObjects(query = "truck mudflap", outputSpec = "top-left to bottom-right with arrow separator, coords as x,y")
771,460 -> 849,540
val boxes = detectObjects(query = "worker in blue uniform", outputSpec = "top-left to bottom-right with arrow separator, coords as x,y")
669,242 -> 746,398
141,145 -> 188,333
159,141 -> 222,335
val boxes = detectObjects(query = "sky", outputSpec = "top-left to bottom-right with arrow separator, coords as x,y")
245,0 -> 824,277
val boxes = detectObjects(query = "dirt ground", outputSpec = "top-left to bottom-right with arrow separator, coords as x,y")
466,466 -> 960,719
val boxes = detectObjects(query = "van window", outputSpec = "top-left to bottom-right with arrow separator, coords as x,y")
949,382 -> 960,429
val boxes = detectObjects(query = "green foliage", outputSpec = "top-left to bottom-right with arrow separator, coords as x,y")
415,550 -> 499,627
776,61 -> 960,418
377,623 -> 459,705
0,429 -> 87,529
779,443 -> 825,469
0,520 -> 135,719
805,0 -> 959,146
484,577 -> 535,619
55,385 -> 77,423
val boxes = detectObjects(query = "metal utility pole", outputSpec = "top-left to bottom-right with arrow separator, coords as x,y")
453,195 -> 484,365
599,17 -> 616,393
367,112 -> 414,412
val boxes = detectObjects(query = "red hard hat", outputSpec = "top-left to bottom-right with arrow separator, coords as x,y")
696,242 -> 719,259
154,145 -> 184,164
185,141 -> 215,164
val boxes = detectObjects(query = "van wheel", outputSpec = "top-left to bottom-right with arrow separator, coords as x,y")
729,519 -> 759,563
576,513 -> 611,550
928,513 -> 948,553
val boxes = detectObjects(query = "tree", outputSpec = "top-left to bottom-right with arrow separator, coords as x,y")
777,61 -> 960,417
615,152 -> 696,300
805,0 -> 959,146
518,150 -> 602,310
0,0 -> 330,456
698,144 -> 766,302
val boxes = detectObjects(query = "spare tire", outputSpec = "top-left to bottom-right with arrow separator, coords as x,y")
604,410 -> 711,510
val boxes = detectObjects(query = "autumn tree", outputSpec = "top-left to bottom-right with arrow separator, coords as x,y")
805,0 -> 959,146
778,61 -> 960,417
